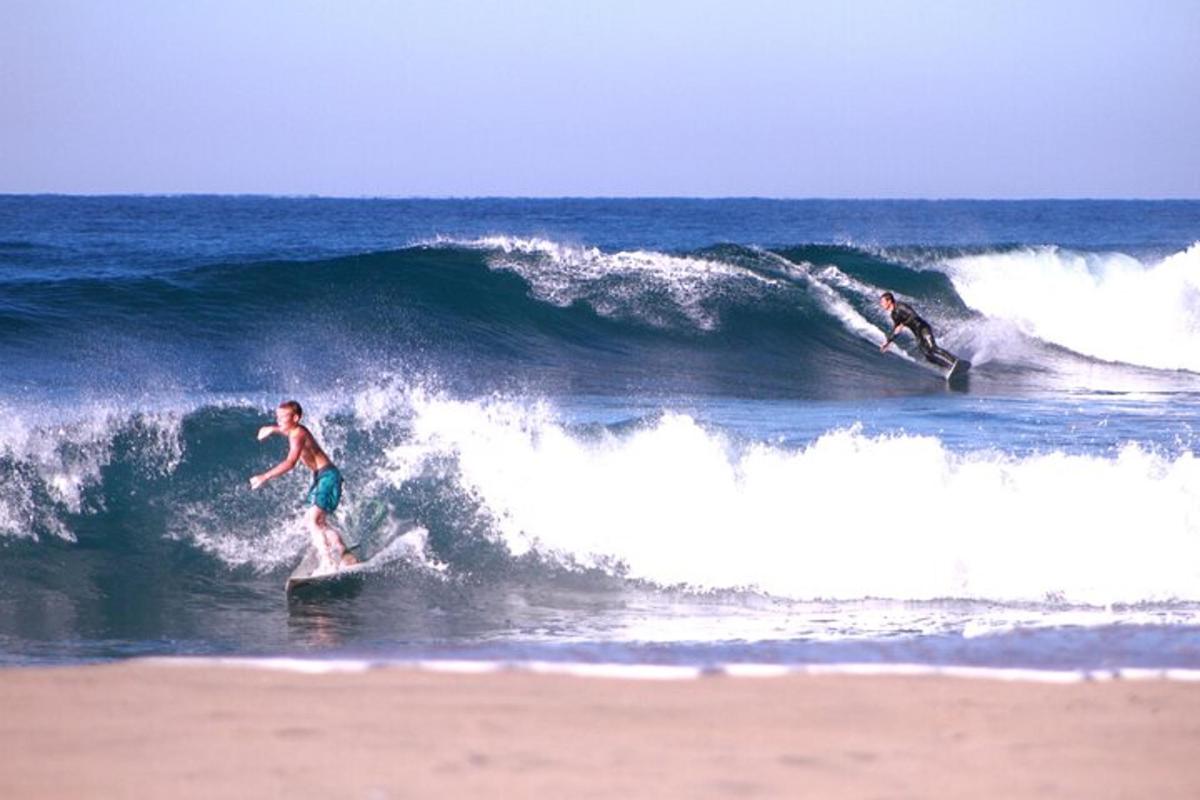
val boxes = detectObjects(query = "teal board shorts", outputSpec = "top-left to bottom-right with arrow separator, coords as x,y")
306,465 -> 343,513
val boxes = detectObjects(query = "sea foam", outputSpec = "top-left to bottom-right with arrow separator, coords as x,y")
943,243 -> 1200,371
434,235 -> 771,330
383,393 -> 1200,606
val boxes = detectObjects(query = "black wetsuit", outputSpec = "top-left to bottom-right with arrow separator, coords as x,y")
889,302 -> 956,369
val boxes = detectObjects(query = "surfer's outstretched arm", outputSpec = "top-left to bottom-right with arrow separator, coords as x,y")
880,324 -> 903,352
250,429 -> 303,490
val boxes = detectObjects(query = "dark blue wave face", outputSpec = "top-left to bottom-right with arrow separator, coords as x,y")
2,243 -> 1196,402
1,247 -> 935,399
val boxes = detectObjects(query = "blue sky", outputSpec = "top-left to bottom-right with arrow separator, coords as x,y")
3,0 -> 1197,197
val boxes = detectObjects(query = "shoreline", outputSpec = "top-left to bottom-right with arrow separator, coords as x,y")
2,660 -> 1198,798
144,655 -> 1200,683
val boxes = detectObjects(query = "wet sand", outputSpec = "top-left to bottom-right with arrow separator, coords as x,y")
2,662 -> 1198,799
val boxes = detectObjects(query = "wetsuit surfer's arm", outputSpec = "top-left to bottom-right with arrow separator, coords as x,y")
250,429 -> 305,489
881,313 -> 907,351
880,304 -> 915,351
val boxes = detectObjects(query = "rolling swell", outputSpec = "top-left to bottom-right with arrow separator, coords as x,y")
4,238 -> 1198,400
0,241 -> 952,399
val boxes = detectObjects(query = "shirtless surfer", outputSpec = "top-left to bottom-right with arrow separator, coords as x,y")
250,400 -> 357,573
878,292 -> 957,370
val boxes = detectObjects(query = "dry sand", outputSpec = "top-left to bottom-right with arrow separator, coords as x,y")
2,661 -> 1199,799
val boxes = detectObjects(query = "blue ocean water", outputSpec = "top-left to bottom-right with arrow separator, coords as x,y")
2,196 -> 1199,670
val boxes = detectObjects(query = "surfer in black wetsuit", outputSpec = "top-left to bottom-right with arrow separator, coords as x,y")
878,292 -> 957,369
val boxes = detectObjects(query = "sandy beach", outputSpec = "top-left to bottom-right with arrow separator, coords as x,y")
1,662 -> 1197,799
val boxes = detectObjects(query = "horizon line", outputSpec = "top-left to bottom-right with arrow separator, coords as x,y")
3,192 -> 1199,202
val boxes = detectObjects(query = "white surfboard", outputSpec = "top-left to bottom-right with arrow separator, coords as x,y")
285,547 -> 367,594
285,517 -> 422,596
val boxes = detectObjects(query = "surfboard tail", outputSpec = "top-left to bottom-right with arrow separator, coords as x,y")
946,358 -> 972,382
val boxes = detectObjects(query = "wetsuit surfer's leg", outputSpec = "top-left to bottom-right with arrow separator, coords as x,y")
917,327 -> 956,369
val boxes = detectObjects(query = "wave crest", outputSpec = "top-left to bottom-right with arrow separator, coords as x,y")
944,242 -> 1200,371
437,235 -> 773,330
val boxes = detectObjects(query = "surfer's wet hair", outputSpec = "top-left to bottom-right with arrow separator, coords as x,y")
881,292 -> 895,303
279,400 -> 303,418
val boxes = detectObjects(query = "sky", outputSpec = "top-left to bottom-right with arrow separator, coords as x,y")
2,0 -> 1198,197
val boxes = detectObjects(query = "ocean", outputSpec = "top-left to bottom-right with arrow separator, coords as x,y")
2,196 -> 1199,672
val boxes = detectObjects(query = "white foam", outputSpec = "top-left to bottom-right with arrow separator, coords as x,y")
721,664 -> 794,678
431,235 -> 770,330
524,661 -> 703,680
147,657 -> 375,674
174,507 -> 311,572
136,656 -> 1200,683
383,394 -> 1200,606
0,401 -> 184,542
942,243 -> 1200,371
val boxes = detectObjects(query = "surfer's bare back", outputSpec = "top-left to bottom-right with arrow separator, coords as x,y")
250,400 -> 357,573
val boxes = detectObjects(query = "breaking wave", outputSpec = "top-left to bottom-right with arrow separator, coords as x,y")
4,387 -> 1199,608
